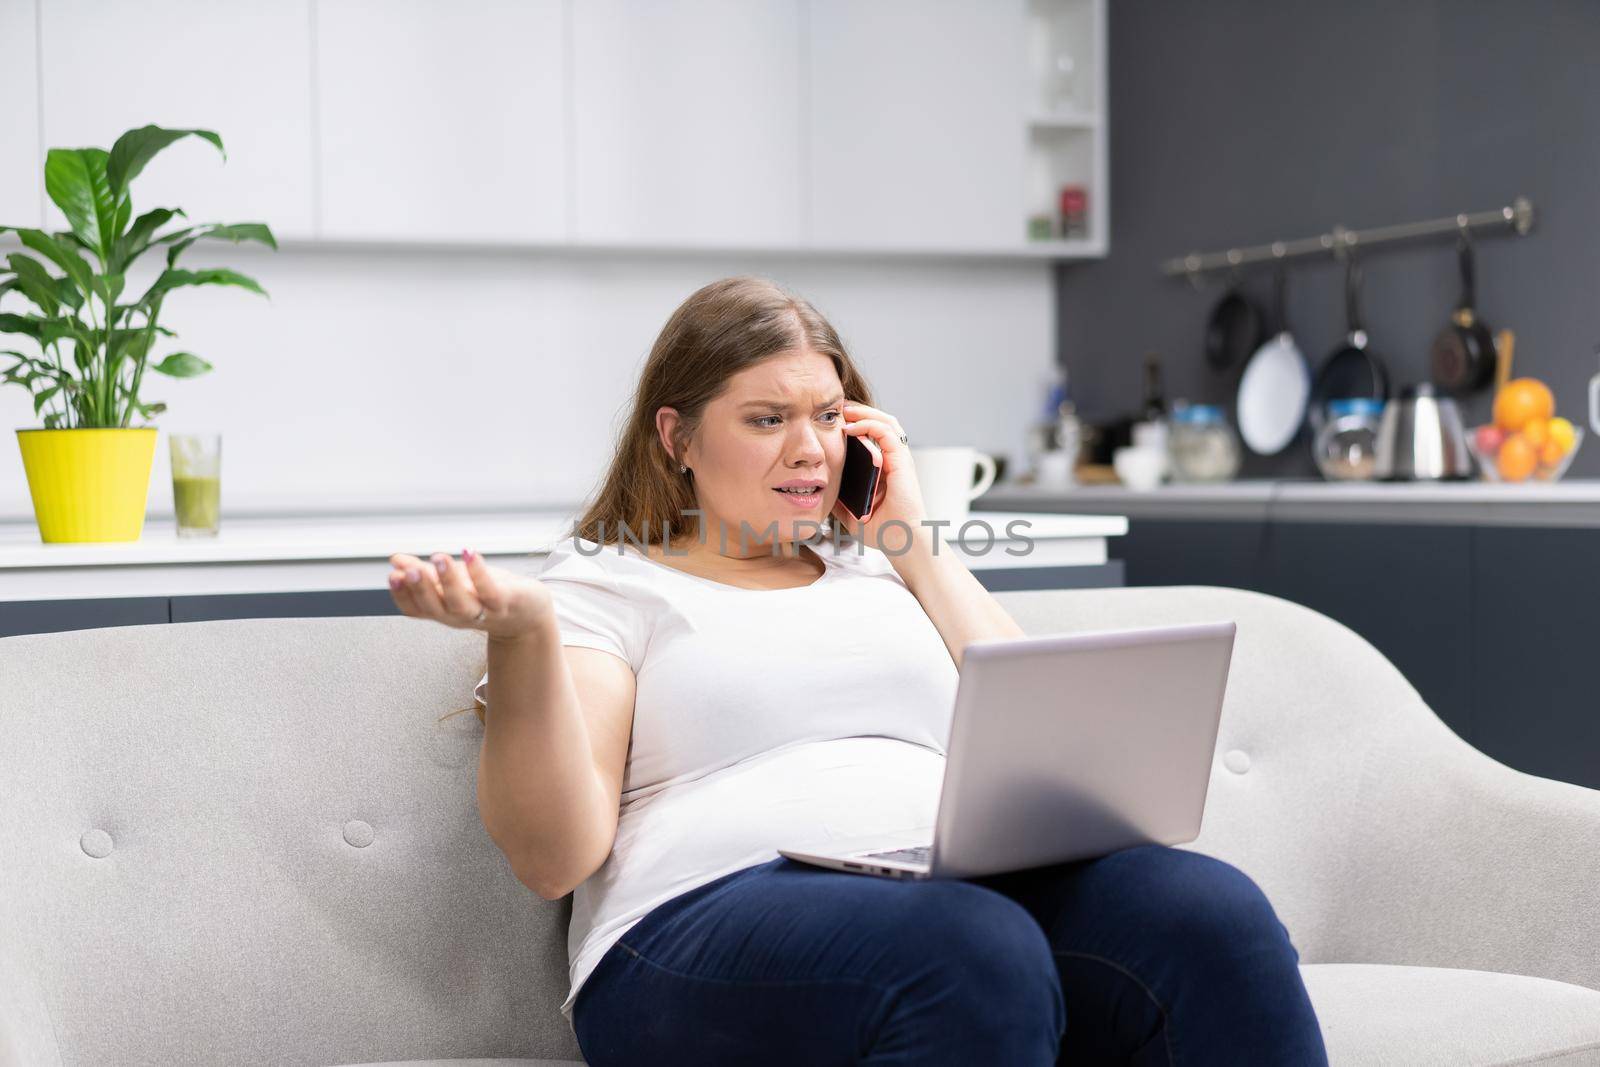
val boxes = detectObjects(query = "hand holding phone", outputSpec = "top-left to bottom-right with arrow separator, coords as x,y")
836,430 -> 881,520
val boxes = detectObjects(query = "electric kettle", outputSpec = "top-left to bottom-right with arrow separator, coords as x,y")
1374,383 -> 1473,481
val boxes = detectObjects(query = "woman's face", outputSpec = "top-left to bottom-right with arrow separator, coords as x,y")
665,348 -> 847,552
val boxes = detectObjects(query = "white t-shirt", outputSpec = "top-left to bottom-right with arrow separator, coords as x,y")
473,531 -> 960,1022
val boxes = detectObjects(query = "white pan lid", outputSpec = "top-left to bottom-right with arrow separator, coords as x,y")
1237,331 -> 1311,455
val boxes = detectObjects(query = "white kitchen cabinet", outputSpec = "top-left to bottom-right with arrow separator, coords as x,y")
38,0 -> 317,241
570,0 -> 804,247
804,0 -> 1028,251
315,0 -> 567,243
1024,0 -> 1107,255
0,0 -> 42,231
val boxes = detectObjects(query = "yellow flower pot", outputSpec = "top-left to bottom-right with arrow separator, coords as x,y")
15,428 -> 158,543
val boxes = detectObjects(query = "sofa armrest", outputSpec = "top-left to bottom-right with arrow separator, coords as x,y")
990,582 -> 1600,993
1327,707 -> 1600,993
0,944 -> 62,1067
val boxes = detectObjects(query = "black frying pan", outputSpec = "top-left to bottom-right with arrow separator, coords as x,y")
1428,232 -> 1496,396
1309,254 -> 1390,436
1204,273 -> 1265,372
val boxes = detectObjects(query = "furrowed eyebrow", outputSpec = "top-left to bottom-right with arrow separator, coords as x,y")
738,393 -> 845,411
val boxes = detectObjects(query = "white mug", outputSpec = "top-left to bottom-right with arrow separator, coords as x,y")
1589,365 -> 1600,436
911,446 -> 998,531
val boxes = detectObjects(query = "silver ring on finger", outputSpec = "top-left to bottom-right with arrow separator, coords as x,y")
473,607 -> 487,624
898,431 -> 908,445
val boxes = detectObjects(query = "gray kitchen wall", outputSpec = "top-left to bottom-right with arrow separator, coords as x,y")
1057,0 -> 1600,479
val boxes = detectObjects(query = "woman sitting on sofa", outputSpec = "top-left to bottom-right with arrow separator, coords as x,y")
386,275 -> 1328,1065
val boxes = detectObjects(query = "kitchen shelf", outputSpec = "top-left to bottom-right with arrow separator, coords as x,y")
1023,0 -> 1107,247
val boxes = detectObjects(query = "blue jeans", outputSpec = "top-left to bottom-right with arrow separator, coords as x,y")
572,843 -> 1329,1065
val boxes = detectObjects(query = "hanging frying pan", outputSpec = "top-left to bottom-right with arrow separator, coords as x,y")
1428,231 -> 1497,396
1236,261 -> 1310,454
1309,253 -> 1390,437
1204,270 -> 1265,373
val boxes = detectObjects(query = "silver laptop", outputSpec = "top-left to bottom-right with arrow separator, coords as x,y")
777,620 -> 1236,880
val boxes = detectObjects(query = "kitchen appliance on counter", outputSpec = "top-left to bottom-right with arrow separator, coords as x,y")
1168,404 -> 1242,483
1312,398 -> 1384,481
1374,383 -> 1473,481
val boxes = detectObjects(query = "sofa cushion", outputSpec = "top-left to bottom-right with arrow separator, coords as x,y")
1301,963 -> 1600,1066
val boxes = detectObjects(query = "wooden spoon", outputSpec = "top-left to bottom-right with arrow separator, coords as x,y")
1494,328 -> 1515,397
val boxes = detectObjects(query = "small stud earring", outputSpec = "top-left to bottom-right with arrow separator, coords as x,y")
679,463 -> 688,474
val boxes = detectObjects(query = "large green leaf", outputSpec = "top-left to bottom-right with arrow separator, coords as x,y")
5,254 -> 61,317
160,222 -> 277,268
44,148 -> 120,261
150,351 -> 212,378
32,382 -> 61,416
92,272 -> 126,307
112,207 -> 186,274
53,229 -> 95,254
1,350 -> 53,385
106,326 -> 153,367
4,228 -> 95,297
0,312 -> 82,350
106,126 -> 224,202
51,274 -> 83,311
138,267 -> 268,307
108,324 -> 176,343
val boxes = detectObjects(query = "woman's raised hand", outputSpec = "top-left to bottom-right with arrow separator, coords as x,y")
387,548 -> 553,641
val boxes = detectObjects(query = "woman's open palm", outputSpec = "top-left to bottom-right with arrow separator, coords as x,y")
387,549 -> 552,640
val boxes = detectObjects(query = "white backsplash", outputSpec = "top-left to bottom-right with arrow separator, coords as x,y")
0,246 -> 1054,521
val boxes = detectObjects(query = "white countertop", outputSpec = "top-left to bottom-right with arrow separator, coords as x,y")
0,508 -> 1127,602
979,478 -> 1600,527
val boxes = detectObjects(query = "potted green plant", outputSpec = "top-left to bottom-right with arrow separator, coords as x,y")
0,123 -> 276,543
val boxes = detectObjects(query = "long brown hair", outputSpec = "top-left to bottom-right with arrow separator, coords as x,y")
442,275 -> 875,725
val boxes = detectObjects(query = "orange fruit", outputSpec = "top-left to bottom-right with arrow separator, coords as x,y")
1497,434 -> 1538,481
1494,378 -> 1555,432
1522,417 -> 1550,449
1549,416 -> 1577,453
1539,437 -> 1567,468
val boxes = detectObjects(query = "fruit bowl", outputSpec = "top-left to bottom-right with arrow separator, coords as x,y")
1466,422 -> 1584,483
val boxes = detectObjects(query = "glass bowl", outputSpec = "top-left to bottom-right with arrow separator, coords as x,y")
1465,423 -> 1584,483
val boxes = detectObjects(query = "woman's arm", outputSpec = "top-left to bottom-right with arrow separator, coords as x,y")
889,524 -> 1025,668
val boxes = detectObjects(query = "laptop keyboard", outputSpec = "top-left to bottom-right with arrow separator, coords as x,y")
860,844 -> 932,865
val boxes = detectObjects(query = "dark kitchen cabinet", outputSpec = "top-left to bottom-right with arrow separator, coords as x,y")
0,596 -> 170,639
169,589 -> 396,623
1470,527 -> 1600,789
1262,523 -> 1475,747
1109,518 -> 1599,790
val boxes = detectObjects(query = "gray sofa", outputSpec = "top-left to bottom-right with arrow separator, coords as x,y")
3,585 -> 1598,1066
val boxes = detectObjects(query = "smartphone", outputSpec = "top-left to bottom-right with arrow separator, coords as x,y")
837,431 -> 881,520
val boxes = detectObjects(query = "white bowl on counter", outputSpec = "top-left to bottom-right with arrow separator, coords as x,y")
1113,446 -> 1168,491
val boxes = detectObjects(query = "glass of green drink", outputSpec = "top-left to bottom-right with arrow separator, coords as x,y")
170,432 -> 222,537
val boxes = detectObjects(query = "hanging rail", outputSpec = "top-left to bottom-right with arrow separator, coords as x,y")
1159,195 -> 1535,278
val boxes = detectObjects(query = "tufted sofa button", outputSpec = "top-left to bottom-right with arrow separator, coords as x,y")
1223,749 -> 1251,774
80,829 -> 113,858
342,820 -> 375,848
